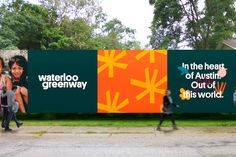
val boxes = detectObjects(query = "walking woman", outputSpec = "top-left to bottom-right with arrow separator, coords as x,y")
156,89 -> 179,131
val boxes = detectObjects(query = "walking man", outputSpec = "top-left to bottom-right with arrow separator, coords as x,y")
156,89 -> 179,131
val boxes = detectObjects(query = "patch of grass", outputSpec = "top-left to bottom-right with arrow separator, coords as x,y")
85,131 -> 97,134
31,130 -> 48,136
16,113 -> 236,121
22,119 -> 236,127
31,130 -> 48,138
10,113 -> 236,127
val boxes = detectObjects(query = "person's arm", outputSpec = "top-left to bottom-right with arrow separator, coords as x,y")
171,100 -> 179,108
172,103 -> 180,108
5,76 -> 12,91
15,87 -> 26,113
19,86 -> 28,105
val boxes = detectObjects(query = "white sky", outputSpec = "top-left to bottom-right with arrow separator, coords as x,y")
100,0 -> 154,47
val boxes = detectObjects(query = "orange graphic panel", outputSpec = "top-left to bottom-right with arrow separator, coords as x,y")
98,50 -> 167,113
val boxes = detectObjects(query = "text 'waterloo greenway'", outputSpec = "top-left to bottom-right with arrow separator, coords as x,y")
38,73 -> 88,90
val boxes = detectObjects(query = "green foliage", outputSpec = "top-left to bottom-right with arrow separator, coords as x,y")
93,18 -> 141,49
41,27 -> 71,50
0,26 -> 19,49
0,0 -> 48,49
60,17 -> 93,49
0,0 -> 141,50
150,0 -> 236,49
16,113 -> 236,127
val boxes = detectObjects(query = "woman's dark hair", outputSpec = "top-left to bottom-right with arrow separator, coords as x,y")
0,56 -> 4,68
8,55 -> 27,82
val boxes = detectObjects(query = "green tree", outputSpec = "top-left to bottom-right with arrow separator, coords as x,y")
0,4 -> 18,49
40,0 -> 141,50
41,27 -> 71,50
0,0 -> 49,49
93,18 -> 141,49
0,0 -> 141,50
0,0 -> 78,50
149,0 -> 236,49
39,0 -> 102,24
59,17 -> 94,49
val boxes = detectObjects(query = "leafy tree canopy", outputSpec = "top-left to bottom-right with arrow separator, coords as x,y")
0,0 -> 141,50
149,0 -> 236,49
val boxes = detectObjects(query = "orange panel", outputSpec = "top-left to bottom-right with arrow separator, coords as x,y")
98,50 -> 167,113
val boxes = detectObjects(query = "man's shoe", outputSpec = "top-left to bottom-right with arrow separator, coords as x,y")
16,122 -> 23,128
5,128 -> 12,132
156,126 -> 161,131
1,124 -> 5,128
173,125 -> 178,130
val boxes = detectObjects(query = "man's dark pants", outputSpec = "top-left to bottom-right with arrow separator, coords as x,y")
158,113 -> 176,126
1,107 -> 12,129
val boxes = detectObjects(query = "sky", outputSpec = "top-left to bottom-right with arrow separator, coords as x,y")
100,0 -> 154,47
